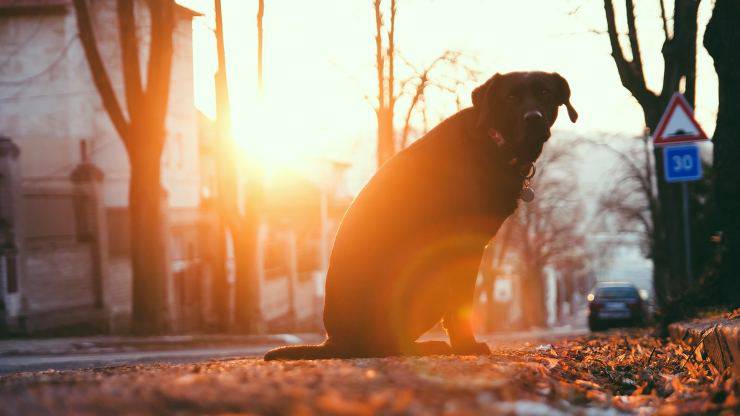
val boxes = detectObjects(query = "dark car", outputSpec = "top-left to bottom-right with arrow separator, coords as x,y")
587,282 -> 646,331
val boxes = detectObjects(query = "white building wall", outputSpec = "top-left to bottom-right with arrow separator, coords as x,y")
0,1 -> 200,209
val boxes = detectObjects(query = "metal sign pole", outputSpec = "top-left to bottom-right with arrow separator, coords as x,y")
653,93 -> 707,289
681,182 -> 692,284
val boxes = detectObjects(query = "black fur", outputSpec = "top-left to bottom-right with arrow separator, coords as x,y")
265,72 -> 577,360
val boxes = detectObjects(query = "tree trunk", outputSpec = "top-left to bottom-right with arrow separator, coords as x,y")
704,0 -> 740,305
376,110 -> 395,167
521,268 -> 546,329
603,0 -> 701,308
373,0 -> 396,168
73,0 -> 175,334
129,142 -> 168,334
232,178 -> 262,333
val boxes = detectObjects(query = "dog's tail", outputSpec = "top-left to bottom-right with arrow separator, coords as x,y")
264,340 -> 341,361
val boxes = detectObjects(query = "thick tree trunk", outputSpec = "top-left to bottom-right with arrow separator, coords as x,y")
232,180 -> 262,333
74,0 -> 175,334
704,0 -> 740,305
129,142 -> 168,334
603,0 -> 701,309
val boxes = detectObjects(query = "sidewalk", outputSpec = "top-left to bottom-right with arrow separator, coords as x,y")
0,333 -> 320,357
0,333 -> 325,374
668,309 -> 740,376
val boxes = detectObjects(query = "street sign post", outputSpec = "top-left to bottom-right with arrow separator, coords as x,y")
651,92 -> 708,286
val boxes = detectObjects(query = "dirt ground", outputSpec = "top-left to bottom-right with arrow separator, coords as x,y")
0,330 -> 737,415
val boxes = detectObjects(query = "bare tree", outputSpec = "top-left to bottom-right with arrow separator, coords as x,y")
398,51 -> 480,149
603,0 -> 702,308
372,0 -> 479,167
704,0 -> 740,304
73,0 -> 175,333
373,0 -> 397,167
508,141 -> 591,328
257,0 -> 264,98
213,0 -> 262,333
591,136 -> 655,255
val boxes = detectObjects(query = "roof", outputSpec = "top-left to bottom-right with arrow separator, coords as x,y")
0,0 -> 69,6
0,0 -> 69,15
0,1 -> 201,17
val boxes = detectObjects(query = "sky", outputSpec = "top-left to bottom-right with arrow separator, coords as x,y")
179,0 -> 718,188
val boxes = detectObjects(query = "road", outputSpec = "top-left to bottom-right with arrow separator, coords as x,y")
0,345 -> 274,374
0,325 -> 587,375
1,326 -> 736,415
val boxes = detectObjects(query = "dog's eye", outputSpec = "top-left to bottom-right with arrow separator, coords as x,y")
540,89 -> 551,97
506,94 -> 519,102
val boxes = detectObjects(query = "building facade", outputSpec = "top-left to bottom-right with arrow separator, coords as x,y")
0,0 -> 211,334
0,0 -> 348,335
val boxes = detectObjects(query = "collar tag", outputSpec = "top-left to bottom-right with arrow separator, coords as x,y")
520,185 -> 535,202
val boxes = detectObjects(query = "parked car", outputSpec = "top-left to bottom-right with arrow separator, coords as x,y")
587,282 -> 646,331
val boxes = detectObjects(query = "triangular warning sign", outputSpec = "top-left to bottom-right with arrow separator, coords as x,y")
653,92 -> 708,145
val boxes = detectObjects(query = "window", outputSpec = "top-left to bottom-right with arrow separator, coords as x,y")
596,286 -> 638,299
3,253 -> 18,294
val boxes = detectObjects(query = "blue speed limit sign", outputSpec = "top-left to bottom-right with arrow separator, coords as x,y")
663,144 -> 702,182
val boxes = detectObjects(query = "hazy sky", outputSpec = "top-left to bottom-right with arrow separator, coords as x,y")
181,0 -> 718,175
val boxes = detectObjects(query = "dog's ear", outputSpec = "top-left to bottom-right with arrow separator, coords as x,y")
552,72 -> 578,123
472,73 -> 501,130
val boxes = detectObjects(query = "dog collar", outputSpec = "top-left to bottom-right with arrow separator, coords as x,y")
519,164 -> 536,202
487,127 -> 506,147
487,127 -> 534,174
487,128 -> 536,202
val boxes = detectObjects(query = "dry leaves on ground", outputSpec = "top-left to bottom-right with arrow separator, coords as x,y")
0,330 -> 737,415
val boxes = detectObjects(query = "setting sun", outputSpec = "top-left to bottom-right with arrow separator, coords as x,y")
187,0 -> 718,179
189,0 -> 375,174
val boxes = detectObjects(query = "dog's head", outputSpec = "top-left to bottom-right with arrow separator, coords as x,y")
472,71 -> 577,163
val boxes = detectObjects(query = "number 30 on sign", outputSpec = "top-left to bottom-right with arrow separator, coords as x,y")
663,144 -> 702,183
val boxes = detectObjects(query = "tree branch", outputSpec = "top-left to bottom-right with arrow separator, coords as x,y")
144,0 -> 174,137
374,0 -> 385,112
387,0 -> 396,109
603,0 -> 655,107
257,0 -> 264,97
625,0 -> 645,80
659,0 -> 670,40
73,0 -> 130,142
117,0 -> 143,123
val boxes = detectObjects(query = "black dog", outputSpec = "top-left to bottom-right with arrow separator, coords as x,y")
265,72 -> 577,360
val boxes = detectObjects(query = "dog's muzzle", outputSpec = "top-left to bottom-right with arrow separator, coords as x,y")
523,111 -> 549,141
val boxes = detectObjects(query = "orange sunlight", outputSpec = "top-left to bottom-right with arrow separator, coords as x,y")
188,0 -> 374,176
185,0 -> 717,179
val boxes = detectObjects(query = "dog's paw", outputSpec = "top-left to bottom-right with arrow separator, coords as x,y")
452,342 -> 491,356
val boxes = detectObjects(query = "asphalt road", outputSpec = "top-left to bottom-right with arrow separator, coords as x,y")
0,325 -> 588,375
0,345 -> 275,374
2,328 -> 735,415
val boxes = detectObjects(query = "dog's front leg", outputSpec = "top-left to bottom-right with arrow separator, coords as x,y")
443,308 -> 491,356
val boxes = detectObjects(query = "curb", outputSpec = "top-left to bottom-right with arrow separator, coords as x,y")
668,315 -> 740,376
